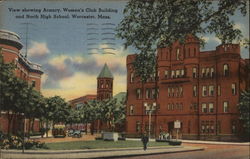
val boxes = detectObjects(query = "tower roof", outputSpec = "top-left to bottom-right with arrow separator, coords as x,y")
98,63 -> 113,78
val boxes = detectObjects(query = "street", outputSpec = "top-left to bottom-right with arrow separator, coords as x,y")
115,144 -> 250,159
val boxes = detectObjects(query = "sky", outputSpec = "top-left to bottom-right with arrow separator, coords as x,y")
0,0 -> 249,101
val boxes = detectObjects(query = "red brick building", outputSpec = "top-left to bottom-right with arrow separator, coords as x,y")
126,36 -> 249,141
0,30 -> 43,134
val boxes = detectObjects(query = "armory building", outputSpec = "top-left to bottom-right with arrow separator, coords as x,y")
126,35 -> 249,141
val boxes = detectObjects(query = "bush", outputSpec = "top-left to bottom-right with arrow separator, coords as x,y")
169,140 -> 182,146
0,132 -> 47,149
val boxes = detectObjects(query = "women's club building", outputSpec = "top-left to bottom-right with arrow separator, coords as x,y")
126,35 -> 249,141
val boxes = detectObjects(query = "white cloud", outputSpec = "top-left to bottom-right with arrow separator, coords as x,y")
28,41 -> 50,57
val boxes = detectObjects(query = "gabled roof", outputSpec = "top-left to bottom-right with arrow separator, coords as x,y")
98,63 -> 113,78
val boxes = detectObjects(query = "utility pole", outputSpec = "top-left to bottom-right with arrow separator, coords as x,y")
21,22 -> 35,59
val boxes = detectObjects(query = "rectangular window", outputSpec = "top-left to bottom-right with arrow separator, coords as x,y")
218,85 -> 221,96
130,72 -> 134,83
136,88 -> 142,99
181,69 -> 185,77
130,105 -> 134,115
211,68 -> 215,78
232,83 -> 236,95
31,80 -> 36,87
146,88 -> 151,99
202,86 -> 207,96
168,87 -> 171,97
202,103 -> 207,113
193,85 -> 197,97
171,103 -> 174,110
209,103 -> 214,113
202,68 -> 206,77
193,103 -> 198,110
176,87 -> 179,97
171,70 -> 175,78
176,70 -> 180,78
209,85 -> 214,96
171,87 -> 175,97
217,121 -> 221,134
192,67 -> 197,78
167,104 -> 170,110
206,68 -> 210,77
180,87 -> 183,97
223,101 -> 229,113
164,70 -> 168,78
152,89 -> 156,99
180,103 -> 183,110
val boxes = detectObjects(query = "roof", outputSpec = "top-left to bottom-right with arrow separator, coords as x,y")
98,63 -> 113,78
69,94 -> 97,104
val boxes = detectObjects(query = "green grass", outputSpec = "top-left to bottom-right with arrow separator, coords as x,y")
44,140 -> 170,150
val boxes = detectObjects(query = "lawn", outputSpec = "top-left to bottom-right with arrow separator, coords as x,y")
44,140 -> 170,150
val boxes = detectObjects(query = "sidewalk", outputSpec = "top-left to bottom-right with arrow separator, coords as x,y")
181,140 -> 250,146
0,146 -> 204,159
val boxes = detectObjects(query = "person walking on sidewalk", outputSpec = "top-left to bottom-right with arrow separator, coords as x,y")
141,132 -> 149,151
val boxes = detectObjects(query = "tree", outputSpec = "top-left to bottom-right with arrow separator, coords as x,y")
46,96 -> 71,128
238,90 -> 250,137
116,0 -> 247,79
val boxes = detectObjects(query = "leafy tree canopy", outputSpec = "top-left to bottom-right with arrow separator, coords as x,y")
116,0 -> 247,81
239,90 -> 250,135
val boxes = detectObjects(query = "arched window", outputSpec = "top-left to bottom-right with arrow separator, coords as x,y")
223,64 -> 229,76
176,48 -> 180,60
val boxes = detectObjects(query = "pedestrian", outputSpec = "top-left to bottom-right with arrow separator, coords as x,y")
141,132 -> 149,151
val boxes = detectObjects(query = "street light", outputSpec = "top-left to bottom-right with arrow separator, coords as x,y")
144,102 -> 157,139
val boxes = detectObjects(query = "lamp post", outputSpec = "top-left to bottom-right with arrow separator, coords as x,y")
144,102 -> 156,139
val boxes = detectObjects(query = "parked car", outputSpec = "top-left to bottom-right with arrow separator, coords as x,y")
67,129 -> 74,137
72,130 -> 82,138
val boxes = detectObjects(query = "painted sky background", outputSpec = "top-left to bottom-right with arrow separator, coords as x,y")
0,0 -> 249,101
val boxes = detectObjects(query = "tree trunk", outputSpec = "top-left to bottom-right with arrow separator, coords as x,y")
7,111 -> 14,135
46,120 -> 49,138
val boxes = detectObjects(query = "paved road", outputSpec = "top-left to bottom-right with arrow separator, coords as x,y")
114,144 -> 250,159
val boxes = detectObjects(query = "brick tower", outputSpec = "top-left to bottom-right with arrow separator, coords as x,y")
97,63 -> 113,100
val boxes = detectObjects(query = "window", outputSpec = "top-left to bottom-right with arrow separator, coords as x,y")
152,89 -> 156,99
223,101 -> 229,113
193,103 -> 198,110
202,86 -> 207,96
31,80 -> 36,87
136,121 -> 141,132
206,68 -> 210,77
180,103 -> 183,110
209,85 -> 214,96
218,85 -> 221,96
202,103 -> 207,113
176,48 -> 180,60
192,67 -> 197,78
176,87 -> 179,97
168,88 -> 171,97
202,68 -> 206,77
211,68 -> 215,78
130,72 -> 134,83
180,87 -> 183,96
193,85 -> 197,97
146,88 -> 151,99
171,70 -> 175,78
210,121 -> 214,133
232,83 -> 236,95
209,103 -> 214,113
106,81 -> 109,88
164,70 -> 168,78
167,104 -> 170,110
181,69 -> 185,77
176,103 -> 179,110
176,70 -> 180,78
223,64 -> 229,76
130,105 -> 134,115
217,121 -> 221,134
100,81 -> 104,88
171,103 -> 174,110
136,88 -> 142,99
171,88 -> 175,97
